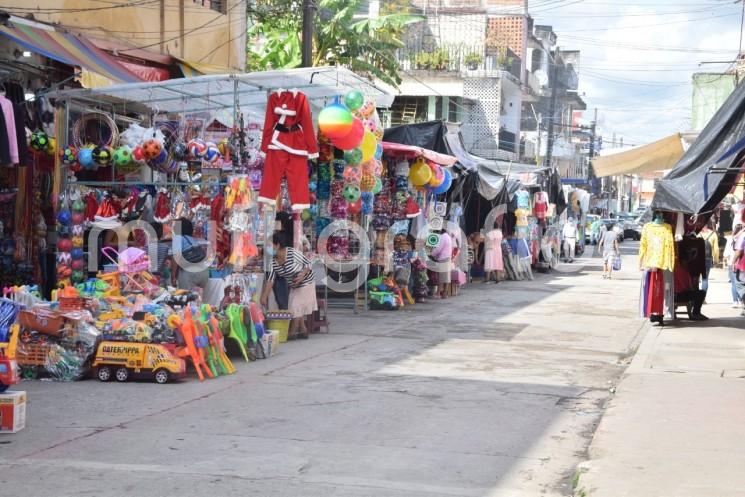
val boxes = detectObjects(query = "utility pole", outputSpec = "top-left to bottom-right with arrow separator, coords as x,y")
301,0 -> 316,68
545,47 -> 560,170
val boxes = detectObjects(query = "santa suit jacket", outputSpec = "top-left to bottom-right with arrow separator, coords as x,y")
261,90 -> 318,159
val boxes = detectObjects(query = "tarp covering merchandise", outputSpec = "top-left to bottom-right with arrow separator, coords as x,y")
592,133 -> 684,177
652,80 -> 745,215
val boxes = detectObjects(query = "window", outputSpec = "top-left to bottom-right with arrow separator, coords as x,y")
193,0 -> 226,14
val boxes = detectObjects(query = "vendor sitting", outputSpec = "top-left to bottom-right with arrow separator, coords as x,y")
674,256 -> 708,321
260,232 -> 317,340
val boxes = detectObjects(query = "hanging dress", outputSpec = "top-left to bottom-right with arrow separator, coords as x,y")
484,229 -> 504,272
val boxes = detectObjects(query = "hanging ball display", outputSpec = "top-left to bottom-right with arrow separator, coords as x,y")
203,142 -> 221,163
358,99 -> 376,118
360,191 -> 374,215
71,198 -> 85,213
428,164 -> 445,187
30,130 -> 49,151
318,103 -> 354,139
71,270 -> 85,283
57,210 -> 72,226
46,137 -> 57,156
93,146 -> 112,166
142,139 -> 162,160
58,238 -> 72,252
360,131 -> 377,163
343,166 -> 362,184
71,212 -> 85,225
373,159 -> 383,176
348,198 -> 362,215
330,117 -> 364,150
361,159 -> 375,174
432,168 -> 453,195
187,139 -> 206,158
344,148 -> 363,165
149,148 -> 168,167
409,159 -> 432,186
362,119 -> 377,134
77,147 -> 94,169
71,259 -> 85,271
372,176 -> 383,195
61,146 -> 77,165
360,172 -> 375,192
374,142 -> 383,160
113,146 -> 133,167
344,90 -> 365,111
172,142 -> 188,161
132,146 -> 146,163
71,248 -> 85,260
343,184 -> 361,203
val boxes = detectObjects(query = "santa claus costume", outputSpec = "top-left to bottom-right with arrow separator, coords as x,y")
258,89 -> 318,211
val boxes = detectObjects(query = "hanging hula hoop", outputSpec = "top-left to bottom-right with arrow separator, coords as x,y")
72,112 -> 119,149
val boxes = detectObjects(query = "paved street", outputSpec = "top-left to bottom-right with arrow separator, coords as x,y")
3,246 -> 646,497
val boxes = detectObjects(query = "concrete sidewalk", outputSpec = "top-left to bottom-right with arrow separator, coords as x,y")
577,266 -> 745,497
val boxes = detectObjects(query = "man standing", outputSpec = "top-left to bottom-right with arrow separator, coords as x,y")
562,218 -> 578,263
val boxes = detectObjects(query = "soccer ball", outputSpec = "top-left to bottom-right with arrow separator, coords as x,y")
112,146 -> 133,167
93,146 -> 112,165
30,130 -> 49,151
61,146 -> 77,165
142,138 -> 162,160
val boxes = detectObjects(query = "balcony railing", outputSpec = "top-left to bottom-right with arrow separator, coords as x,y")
395,45 -> 522,80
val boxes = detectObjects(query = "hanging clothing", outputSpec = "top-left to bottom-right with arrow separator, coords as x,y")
258,90 -> 317,211
0,105 -> 11,165
516,190 -> 530,210
638,222 -> 675,271
646,269 -> 665,317
12,102 -> 27,167
533,191 -> 548,220
484,229 -> 504,272
0,96 -> 18,164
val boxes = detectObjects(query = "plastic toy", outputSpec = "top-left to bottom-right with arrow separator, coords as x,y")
360,131 -> 377,162
0,323 -> 19,392
93,146 -> 112,165
344,90 -> 364,111
141,139 -> 162,160
318,103 -> 353,139
331,117 -> 364,150
93,341 -> 185,384
61,146 -> 77,165
113,146 -> 133,167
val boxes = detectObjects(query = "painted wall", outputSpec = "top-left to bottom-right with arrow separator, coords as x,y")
14,0 -> 246,70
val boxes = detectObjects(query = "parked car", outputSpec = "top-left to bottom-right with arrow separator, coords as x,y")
617,213 -> 642,241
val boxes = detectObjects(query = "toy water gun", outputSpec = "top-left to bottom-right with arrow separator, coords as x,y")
168,308 -> 207,381
225,303 -> 249,362
200,305 -> 235,376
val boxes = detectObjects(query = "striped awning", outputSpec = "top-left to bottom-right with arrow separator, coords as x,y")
0,23 -> 143,84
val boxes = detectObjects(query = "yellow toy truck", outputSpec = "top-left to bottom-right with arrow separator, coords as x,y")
92,341 -> 185,384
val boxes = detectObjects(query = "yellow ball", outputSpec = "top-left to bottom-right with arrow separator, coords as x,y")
360,131 -> 377,163
409,159 -> 432,187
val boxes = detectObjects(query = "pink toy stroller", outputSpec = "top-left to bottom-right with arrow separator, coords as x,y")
101,246 -> 158,294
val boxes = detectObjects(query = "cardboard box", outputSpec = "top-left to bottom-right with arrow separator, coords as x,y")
0,391 -> 26,433
261,330 -> 281,357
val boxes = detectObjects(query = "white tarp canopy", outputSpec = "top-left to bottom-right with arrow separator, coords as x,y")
48,67 -> 392,120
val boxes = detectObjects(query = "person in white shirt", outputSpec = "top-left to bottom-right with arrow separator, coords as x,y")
562,218 -> 578,263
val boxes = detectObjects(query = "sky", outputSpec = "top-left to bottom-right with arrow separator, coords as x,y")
531,0 -> 743,148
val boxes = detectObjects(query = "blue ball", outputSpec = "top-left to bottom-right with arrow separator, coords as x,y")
78,148 -> 94,169
71,248 -> 85,260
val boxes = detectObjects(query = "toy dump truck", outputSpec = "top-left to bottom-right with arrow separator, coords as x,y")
92,341 -> 185,384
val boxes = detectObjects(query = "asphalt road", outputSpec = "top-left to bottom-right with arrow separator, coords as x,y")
1,244 -> 645,497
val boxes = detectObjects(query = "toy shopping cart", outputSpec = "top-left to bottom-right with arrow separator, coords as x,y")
101,247 -> 158,294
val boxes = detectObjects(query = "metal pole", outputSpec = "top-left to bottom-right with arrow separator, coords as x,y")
301,0 -> 316,68
545,47 -> 560,170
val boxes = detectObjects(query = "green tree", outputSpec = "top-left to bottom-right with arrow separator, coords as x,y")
248,0 -> 423,87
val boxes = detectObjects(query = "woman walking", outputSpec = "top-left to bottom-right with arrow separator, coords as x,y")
260,232 -> 317,339
724,224 -> 743,308
599,223 -> 619,279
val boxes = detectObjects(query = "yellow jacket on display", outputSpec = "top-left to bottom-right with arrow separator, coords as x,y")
639,222 -> 675,271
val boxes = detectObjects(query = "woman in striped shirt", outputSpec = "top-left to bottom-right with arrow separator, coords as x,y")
260,232 -> 317,339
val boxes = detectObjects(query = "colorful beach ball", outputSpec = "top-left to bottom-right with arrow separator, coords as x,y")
318,103 -> 353,139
